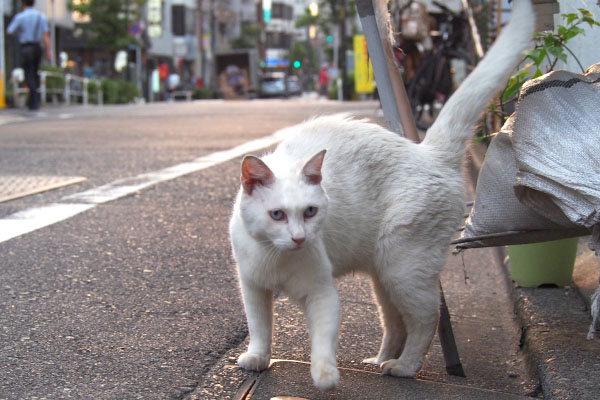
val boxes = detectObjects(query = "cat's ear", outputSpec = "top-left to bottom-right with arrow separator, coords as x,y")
302,149 -> 327,185
241,155 -> 274,195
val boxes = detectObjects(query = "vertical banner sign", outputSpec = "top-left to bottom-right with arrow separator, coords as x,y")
148,0 -> 163,38
263,0 -> 272,23
353,34 -> 374,93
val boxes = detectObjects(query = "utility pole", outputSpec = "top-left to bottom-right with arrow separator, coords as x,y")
196,0 -> 204,86
125,0 -> 131,82
209,0 -> 216,91
50,0 -> 56,66
337,0 -> 347,100
0,0 -> 5,108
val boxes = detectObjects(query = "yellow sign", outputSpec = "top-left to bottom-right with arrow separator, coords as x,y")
0,72 -> 5,109
354,35 -> 374,94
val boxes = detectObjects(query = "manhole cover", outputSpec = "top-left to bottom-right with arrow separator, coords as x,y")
0,176 -> 87,203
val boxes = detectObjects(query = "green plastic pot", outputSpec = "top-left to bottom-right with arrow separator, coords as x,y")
508,237 -> 579,287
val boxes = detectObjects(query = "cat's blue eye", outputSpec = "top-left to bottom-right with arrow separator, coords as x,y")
269,209 -> 286,221
304,206 -> 318,218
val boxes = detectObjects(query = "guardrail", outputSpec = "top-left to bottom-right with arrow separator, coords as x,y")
169,90 -> 193,101
12,69 -> 103,108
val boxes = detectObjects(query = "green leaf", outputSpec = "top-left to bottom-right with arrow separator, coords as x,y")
502,70 -> 530,101
558,26 -> 567,37
562,13 -> 579,25
502,81 -> 519,101
562,26 -> 585,42
518,69 -> 532,80
473,134 -> 496,145
582,16 -> 596,28
547,45 -> 568,63
544,34 -> 560,48
577,8 -> 592,18
525,48 -> 546,66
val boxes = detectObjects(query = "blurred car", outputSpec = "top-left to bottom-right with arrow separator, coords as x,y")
286,75 -> 302,96
260,72 -> 287,98
259,73 -> 302,98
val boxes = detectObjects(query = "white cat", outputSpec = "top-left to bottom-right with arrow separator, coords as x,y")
230,0 -> 534,391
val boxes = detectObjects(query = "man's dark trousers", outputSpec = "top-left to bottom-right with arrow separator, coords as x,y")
20,43 -> 42,110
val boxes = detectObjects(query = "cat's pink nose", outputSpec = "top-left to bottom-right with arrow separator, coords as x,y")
292,237 -> 305,245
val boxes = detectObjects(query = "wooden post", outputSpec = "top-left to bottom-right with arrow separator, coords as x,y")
355,0 -> 419,142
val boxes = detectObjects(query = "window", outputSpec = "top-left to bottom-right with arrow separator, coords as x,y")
271,3 -> 293,20
266,32 -> 292,49
172,5 -> 185,36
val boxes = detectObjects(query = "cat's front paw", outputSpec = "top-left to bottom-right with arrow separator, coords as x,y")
311,358 -> 340,391
381,359 -> 420,378
362,356 -> 383,366
238,352 -> 270,371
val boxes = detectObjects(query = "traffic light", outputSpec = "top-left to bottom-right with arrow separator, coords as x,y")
327,35 -> 333,43
293,60 -> 301,68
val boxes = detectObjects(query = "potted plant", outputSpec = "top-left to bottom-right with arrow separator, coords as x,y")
498,9 -> 599,287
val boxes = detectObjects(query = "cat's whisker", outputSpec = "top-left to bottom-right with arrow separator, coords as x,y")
265,246 -> 279,264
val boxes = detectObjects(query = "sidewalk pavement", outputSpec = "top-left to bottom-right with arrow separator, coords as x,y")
0,107 -> 28,125
0,104 -> 97,125
191,145 -> 600,400
229,249 -> 599,400
0,105 -> 75,125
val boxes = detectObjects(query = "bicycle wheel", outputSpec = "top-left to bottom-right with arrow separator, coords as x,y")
407,53 -> 450,130
407,50 -> 473,130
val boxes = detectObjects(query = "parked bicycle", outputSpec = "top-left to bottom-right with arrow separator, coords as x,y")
404,1 -> 474,130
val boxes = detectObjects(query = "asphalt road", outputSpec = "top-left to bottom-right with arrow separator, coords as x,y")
0,99 -> 538,399
0,99 -> 384,399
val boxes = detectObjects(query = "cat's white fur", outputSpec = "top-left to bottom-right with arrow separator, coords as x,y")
230,0 -> 534,391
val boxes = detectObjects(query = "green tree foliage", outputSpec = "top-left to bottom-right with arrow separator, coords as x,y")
68,0 -> 146,52
288,41 -> 319,71
478,9 -> 600,143
230,23 -> 261,49
503,8 -> 600,102
294,1 -> 356,37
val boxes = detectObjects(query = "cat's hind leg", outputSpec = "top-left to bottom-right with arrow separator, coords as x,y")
377,257 -> 441,378
363,275 -> 406,366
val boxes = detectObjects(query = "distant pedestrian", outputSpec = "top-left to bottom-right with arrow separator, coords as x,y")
318,64 -> 329,98
167,72 -> 180,101
7,0 -> 52,111
225,65 -> 246,96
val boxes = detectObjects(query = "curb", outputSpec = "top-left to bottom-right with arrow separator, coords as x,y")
508,242 -> 600,399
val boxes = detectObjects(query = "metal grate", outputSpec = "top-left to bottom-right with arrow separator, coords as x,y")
0,176 -> 87,203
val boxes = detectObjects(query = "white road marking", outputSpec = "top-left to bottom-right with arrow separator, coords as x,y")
0,134 -> 281,243
0,204 -> 95,243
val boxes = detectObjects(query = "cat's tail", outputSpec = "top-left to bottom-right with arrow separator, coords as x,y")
421,0 -> 535,160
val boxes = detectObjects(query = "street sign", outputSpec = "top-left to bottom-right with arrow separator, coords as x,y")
353,35 -> 374,93
129,22 -> 141,35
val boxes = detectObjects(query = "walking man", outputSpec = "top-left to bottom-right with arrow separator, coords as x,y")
7,0 -> 52,111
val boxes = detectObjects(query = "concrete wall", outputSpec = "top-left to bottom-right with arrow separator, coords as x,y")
2,0 -> 75,29
555,0 -> 600,73
148,0 -> 197,59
